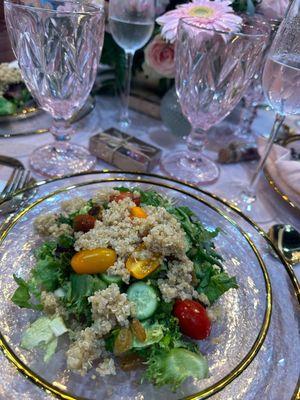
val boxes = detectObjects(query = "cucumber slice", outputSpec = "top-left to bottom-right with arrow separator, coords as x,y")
127,282 -> 158,320
100,273 -> 123,285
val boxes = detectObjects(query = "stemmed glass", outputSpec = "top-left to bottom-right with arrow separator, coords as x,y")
228,0 -> 300,221
160,18 -> 270,186
109,0 -> 155,127
4,0 -> 105,178
234,19 -> 282,142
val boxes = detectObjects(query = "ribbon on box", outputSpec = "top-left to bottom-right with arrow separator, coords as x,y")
98,131 -> 158,165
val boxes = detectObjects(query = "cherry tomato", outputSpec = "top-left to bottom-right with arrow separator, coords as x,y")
71,248 -> 117,274
109,192 -> 140,206
73,214 -> 96,232
126,245 -> 161,279
173,299 -> 211,340
130,206 -> 147,219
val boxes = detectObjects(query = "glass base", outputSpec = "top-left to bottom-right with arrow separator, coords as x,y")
160,151 -> 220,186
217,180 -> 276,224
30,142 -> 96,178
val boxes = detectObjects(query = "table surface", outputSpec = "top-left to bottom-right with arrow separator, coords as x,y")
0,95 -> 299,399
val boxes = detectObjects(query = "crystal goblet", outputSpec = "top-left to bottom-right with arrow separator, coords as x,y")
5,0 -> 105,178
160,18 -> 270,186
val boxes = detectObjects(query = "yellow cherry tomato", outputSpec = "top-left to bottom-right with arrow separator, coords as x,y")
71,248 -> 117,274
130,206 -> 148,219
126,246 -> 161,279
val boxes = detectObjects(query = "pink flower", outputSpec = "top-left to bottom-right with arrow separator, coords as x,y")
144,34 -> 175,78
156,0 -> 242,43
258,0 -> 289,20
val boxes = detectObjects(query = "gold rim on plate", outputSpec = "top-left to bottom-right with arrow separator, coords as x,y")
0,174 -> 273,400
0,104 -> 41,123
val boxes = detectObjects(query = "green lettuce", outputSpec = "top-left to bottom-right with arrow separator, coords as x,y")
144,348 -> 208,390
21,316 -> 67,362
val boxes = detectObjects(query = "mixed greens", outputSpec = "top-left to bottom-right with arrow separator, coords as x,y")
0,85 -> 32,116
12,188 -> 238,390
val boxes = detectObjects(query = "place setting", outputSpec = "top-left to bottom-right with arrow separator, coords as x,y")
0,1 -> 299,400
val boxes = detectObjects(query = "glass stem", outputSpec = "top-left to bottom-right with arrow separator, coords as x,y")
186,127 -> 207,161
120,51 -> 134,126
51,118 -> 73,143
247,113 -> 285,194
245,105 -> 258,135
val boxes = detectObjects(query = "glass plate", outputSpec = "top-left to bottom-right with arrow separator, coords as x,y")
0,103 -> 41,123
0,96 -> 95,138
0,172 -> 298,400
0,172 -> 271,400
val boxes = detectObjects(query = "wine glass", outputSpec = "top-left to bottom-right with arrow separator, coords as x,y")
234,19 -> 282,143
160,18 -> 270,186
4,0 -> 105,178
227,0 -> 300,221
109,0 -> 155,127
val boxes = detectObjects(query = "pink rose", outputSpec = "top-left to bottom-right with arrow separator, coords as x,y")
144,35 -> 175,78
258,0 -> 289,20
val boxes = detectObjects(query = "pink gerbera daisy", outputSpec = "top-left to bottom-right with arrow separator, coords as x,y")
156,0 -> 243,43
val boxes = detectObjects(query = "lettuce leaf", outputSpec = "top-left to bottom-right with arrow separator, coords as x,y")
11,275 -> 42,311
0,97 -> 17,116
21,316 -> 67,362
62,274 -> 107,323
144,348 -> 208,390
197,271 -> 238,304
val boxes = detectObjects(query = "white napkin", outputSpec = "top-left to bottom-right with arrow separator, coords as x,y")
258,136 -> 300,206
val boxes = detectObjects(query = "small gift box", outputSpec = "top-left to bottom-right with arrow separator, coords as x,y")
89,128 -> 161,172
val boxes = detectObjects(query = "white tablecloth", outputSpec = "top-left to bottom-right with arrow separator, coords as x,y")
0,95 -> 299,400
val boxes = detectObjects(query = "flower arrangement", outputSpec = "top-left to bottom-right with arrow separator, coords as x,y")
99,0 -> 289,96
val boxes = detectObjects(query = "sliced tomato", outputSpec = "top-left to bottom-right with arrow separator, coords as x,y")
109,192 -> 140,206
173,299 -> 211,340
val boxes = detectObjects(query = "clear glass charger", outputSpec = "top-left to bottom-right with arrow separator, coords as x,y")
0,172 -> 298,400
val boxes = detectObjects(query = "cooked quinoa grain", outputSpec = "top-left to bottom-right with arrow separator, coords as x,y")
34,214 -> 73,238
89,284 -> 135,336
158,257 -> 210,306
96,358 -> 116,376
67,328 -> 104,374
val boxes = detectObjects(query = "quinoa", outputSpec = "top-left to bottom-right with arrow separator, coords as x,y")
158,257 -> 210,306
66,328 -> 104,374
0,63 -> 22,96
34,214 -> 73,238
96,358 -> 116,377
41,291 -> 67,318
89,284 -> 135,337
92,188 -> 120,205
41,291 -> 61,315
106,257 -> 130,284
74,198 -> 187,264
61,197 -> 87,215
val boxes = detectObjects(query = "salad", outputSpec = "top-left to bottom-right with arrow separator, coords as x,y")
0,63 -> 32,116
12,187 -> 238,390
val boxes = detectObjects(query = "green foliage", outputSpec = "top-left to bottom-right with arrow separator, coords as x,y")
0,96 -> 17,116
143,348 -> 208,390
231,0 -> 261,14
62,274 -> 107,324
197,269 -> 239,304
57,202 -> 93,227
11,275 -> 42,311
12,235 -> 74,310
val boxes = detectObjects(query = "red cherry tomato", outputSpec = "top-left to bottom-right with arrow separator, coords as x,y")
109,192 -> 140,206
173,299 -> 211,340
